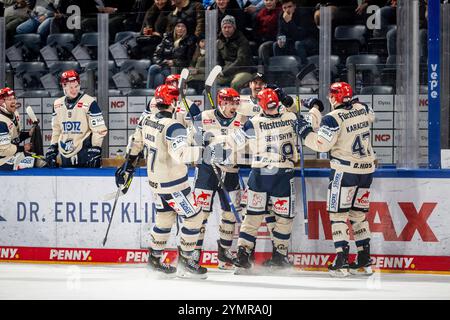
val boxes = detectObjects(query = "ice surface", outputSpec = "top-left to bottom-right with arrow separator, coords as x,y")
0,263 -> 449,300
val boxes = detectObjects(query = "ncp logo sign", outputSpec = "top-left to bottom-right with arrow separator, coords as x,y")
375,134 -> 391,142
109,97 -> 127,113
373,131 -> 393,147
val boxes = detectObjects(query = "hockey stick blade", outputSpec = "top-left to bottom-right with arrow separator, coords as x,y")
205,66 -> 222,108
180,68 -> 189,84
296,63 -> 316,83
205,65 -> 222,87
103,190 -> 125,201
26,106 -> 39,124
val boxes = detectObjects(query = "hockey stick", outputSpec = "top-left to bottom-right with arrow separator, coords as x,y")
295,63 -> 316,235
102,138 -> 136,246
204,65 -> 222,109
179,68 -> 241,223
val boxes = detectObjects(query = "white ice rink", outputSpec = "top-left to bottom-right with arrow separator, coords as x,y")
0,263 -> 449,300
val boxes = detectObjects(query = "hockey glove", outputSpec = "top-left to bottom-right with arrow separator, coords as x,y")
294,115 -> 314,139
303,97 -> 324,112
115,155 -> 138,192
193,128 -> 215,147
266,84 -> 294,107
45,144 -> 59,168
203,143 -> 232,166
86,146 -> 102,168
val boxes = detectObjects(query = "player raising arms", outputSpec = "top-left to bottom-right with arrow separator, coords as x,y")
228,88 -> 300,273
115,84 -> 210,279
190,88 -> 248,269
293,82 -> 376,277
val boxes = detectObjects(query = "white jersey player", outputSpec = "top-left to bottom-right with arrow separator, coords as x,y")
294,82 -> 376,276
141,74 -> 201,128
239,72 -> 296,118
45,70 -> 108,168
227,88 -> 300,272
0,87 -> 36,170
190,88 -> 247,269
115,84 -> 209,279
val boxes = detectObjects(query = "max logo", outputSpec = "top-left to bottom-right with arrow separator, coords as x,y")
308,201 -> 438,242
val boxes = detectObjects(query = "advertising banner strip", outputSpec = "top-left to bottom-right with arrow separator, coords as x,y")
1,247 -> 449,274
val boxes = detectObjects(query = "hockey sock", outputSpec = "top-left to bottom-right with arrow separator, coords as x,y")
179,210 -> 204,253
329,212 -> 350,252
237,214 -> 264,251
349,210 -> 371,250
271,216 -> 293,256
219,211 -> 236,249
151,211 -> 176,252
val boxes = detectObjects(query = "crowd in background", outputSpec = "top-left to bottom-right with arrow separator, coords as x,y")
0,0 -> 431,91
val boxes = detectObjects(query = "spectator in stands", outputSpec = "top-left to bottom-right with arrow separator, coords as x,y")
187,34 -> 206,93
102,1 -> 154,40
313,0 -> 358,28
16,0 -> 56,43
135,0 -> 174,59
254,0 -> 281,66
216,15 -> 254,90
146,19 -> 197,88
3,0 -> 32,47
273,0 -> 318,66
122,0 -> 154,32
140,0 -> 173,39
166,0 -> 205,38
208,0 -> 246,33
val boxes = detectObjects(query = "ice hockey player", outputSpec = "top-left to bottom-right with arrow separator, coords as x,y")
0,87 -> 37,170
239,72 -> 296,117
116,84 -> 219,279
190,88 -> 247,269
45,70 -> 108,168
238,73 -> 298,260
293,82 -> 375,277
141,73 -> 201,127
228,88 -> 299,273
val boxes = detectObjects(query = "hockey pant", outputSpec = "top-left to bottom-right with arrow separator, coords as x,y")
237,168 -> 296,255
151,187 -> 203,257
193,164 -> 241,250
327,169 -> 373,252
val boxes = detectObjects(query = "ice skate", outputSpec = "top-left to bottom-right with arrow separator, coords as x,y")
147,250 -> 177,278
349,244 -> 374,276
217,240 -> 236,270
234,246 -> 254,275
263,248 -> 292,270
177,250 -> 208,279
328,246 -> 350,278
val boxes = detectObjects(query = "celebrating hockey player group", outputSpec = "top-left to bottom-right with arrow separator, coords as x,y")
113,66 -> 376,279
2,65 -> 376,279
